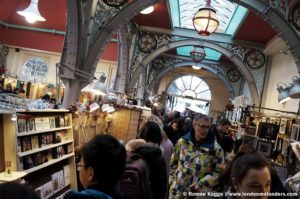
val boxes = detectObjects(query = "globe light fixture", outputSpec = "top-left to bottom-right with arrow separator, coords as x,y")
17,0 -> 45,23
190,46 -> 206,63
192,0 -> 219,36
192,65 -> 202,70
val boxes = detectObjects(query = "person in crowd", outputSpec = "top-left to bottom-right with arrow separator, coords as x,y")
143,114 -> 174,178
64,135 -> 126,199
164,124 -> 177,146
210,119 -> 234,155
131,123 -> 168,199
169,114 -> 225,198
218,152 -> 271,199
0,182 -> 40,199
183,116 -> 193,134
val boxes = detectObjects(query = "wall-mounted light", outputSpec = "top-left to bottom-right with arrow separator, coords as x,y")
289,76 -> 300,98
140,6 -> 154,14
17,0 -> 45,23
277,82 -> 291,104
11,113 -> 17,122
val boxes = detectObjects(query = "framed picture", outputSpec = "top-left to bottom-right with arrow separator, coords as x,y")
282,139 -> 289,156
290,124 -> 300,141
279,118 -> 287,134
291,142 -> 300,162
257,122 -> 279,141
242,135 -> 258,149
275,137 -> 283,151
257,140 -> 273,157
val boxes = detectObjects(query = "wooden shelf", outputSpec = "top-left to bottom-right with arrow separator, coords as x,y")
18,140 -> 73,157
17,126 -> 71,137
24,153 -> 74,174
0,171 -> 27,182
16,109 -> 69,113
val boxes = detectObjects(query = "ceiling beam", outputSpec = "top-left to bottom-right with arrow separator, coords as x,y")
139,26 -> 265,50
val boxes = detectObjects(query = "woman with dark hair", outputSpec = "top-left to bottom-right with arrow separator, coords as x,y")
138,121 -> 163,145
133,121 -> 168,199
0,182 -> 40,199
218,152 -> 271,199
64,135 -> 126,199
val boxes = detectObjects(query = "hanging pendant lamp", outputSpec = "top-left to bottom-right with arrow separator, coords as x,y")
192,0 -> 219,36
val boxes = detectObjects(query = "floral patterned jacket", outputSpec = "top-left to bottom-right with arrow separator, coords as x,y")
169,130 -> 225,199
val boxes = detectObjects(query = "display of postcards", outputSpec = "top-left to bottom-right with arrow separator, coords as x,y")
257,122 -> 279,141
40,134 -> 48,147
49,117 -> 56,129
275,137 -> 283,151
282,139 -> 289,156
26,117 -> 35,132
279,118 -> 287,134
23,155 -> 34,170
35,186 -> 43,199
43,181 -> 54,199
64,115 -> 69,127
286,119 -> 293,136
57,170 -> 65,191
31,135 -> 39,149
21,137 -> 32,152
63,165 -> 71,186
17,119 -> 27,133
52,172 -> 60,194
59,116 -> 65,127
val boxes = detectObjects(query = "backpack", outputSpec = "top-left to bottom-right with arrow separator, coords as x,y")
117,153 -> 152,199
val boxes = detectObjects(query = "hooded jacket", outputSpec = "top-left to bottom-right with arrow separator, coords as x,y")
169,129 -> 225,199
133,145 -> 168,199
64,186 -> 112,199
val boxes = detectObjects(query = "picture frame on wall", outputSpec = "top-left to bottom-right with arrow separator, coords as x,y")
290,124 -> 300,141
242,135 -> 258,149
257,140 -> 273,157
279,118 -> 287,134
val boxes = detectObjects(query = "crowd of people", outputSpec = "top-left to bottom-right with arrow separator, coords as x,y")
1,111 -> 298,199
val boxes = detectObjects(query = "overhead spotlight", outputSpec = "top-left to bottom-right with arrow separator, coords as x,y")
192,65 -> 202,70
11,113 -> 17,122
140,6 -> 154,14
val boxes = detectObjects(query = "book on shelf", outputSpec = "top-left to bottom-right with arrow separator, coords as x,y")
43,181 -> 54,199
17,119 -> 27,133
40,134 -> 48,147
21,137 -> 32,152
35,117 -> 50,131
52,172 -> 60,194
59,116 -> 65,127
66,144 -> 73,154
49,117 -> 56,129
64,115 -> 69,127
35,152 -> 45,166
17,139 -> 22,152
55,117 -> 61,128
26,117 -> 36,132
31,135 -> 39,149
23,155 -> 34,170
63,165 -> 70,186
35,185 -> 43,199
46,133 -> 54,145
57,170 -> 65,191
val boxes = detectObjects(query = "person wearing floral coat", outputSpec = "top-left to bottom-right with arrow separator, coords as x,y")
169,114 -> 225,199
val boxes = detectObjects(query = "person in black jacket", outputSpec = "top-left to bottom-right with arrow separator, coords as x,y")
64,135 -> 126,199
